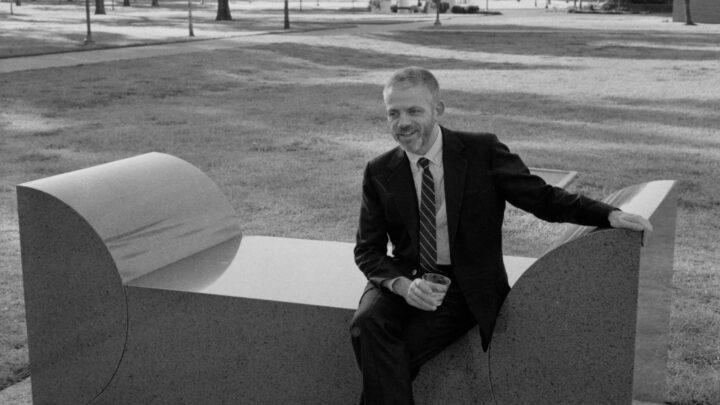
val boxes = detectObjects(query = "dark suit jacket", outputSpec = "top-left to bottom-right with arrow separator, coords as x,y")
354,127 -> 616,350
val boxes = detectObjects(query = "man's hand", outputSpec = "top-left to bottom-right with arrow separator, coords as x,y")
608,210 -> 653,232
393,277 -> 443,311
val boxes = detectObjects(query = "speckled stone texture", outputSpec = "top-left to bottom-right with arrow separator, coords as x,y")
414,328 -> 493,405
16,153 -> 244,404
18,153 -> 366,404
17,187 -> 127,405
489,180 -> 677,404
490,229 -> 641,404
17,152 -> 676,405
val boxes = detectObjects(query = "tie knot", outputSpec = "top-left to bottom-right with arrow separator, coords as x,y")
418,158 -> 431,170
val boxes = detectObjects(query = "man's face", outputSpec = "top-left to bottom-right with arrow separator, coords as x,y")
384,84 -> 444,156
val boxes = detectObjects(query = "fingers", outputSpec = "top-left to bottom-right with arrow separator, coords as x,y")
405,279 -> 443,311
609,211 -> 653,232
622,215 -> 653,232
636,216 -> 654,232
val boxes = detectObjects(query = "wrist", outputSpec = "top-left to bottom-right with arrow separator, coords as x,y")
392,277 -> 411,297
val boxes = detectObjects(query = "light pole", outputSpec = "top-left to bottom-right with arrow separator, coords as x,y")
434,0 -> 441,26
84,0 -> 94,45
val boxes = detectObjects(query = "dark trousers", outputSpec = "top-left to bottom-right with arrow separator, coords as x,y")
350,280 -> 476,405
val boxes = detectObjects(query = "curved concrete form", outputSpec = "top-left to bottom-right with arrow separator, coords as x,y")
489,180 -> 678,404
17,153 -> 242,405
17,187 -> 127,405
17,153 -> 677,405
489,229 -> 641,404
20,152 -> 242,284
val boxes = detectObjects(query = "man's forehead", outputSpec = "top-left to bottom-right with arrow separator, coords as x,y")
384,84 -> 435,106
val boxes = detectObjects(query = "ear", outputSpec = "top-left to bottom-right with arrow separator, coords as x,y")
435,100 -> 445,117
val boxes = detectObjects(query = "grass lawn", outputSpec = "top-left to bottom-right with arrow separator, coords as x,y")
0,0 -> 417,57
1,3 -> 719,403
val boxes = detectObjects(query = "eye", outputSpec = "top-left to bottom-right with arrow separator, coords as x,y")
409,108 -> 423,115
387,110 -> 398,119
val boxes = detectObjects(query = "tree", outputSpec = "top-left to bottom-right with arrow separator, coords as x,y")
216,0 -> 232,20
684,0 -> 695,25
95,0 -> 106,14
123,0 -> 130,7
84,0 -> 94,45
188,0 -> 195,36
152,0 -> 159,6
283,0 -> 289,29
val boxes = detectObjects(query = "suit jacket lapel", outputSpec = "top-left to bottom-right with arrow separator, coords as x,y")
442,127 -> 467,249
386,147 -> 419,255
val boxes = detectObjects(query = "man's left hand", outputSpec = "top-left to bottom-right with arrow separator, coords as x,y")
608,210 -> 653,232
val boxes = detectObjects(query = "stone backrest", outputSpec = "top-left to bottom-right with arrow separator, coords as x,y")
17,152 -> 676,404
416,180 -> 678,405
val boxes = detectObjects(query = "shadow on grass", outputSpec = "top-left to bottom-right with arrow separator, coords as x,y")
446,88 -> 720,146
243,43 -> 575,70
377,26 -> 720,61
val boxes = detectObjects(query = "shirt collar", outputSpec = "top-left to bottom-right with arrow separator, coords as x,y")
405,124 -> 443,168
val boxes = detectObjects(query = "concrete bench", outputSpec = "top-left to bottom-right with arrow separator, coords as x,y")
415,180 -> 678,404
17,152 -> 676,404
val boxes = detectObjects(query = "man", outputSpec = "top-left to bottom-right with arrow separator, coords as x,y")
350,67 -> 652,405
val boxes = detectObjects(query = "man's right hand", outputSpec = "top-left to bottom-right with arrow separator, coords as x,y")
393,277 -> 443,311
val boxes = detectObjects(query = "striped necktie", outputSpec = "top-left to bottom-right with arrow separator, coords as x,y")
417,157 -> 437,274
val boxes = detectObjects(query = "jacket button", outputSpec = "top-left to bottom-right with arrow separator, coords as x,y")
411,269 -> 418,276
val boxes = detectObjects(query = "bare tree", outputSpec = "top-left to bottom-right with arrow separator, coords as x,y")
216,0 -> 232,20
684,0 -> 695,25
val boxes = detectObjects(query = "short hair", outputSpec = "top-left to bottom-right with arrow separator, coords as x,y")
383,67 -> 441,102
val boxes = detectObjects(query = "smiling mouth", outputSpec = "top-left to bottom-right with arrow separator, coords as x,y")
396,131 -> 417,138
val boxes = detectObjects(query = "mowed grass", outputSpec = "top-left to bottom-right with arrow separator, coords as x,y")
1,12 -> 720,403
0,0 -> 400,57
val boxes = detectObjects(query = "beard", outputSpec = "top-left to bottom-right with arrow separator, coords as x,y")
393,123 -> 433,155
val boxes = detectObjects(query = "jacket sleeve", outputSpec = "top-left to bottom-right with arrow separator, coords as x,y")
489,135 -> 616,227
354,163 -> 410,288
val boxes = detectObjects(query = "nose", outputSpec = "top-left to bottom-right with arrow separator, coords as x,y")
396,112 -> 411,127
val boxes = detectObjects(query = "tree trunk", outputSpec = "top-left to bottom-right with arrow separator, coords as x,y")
95,0 -> 106,14
188,0 -> 195,36
216,0 -> 232,20
151,0 -> 159,6
15,0 -> 20,6
684,0 -> 695,25
123,0 -> 130,6
283,0 -> 289,29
